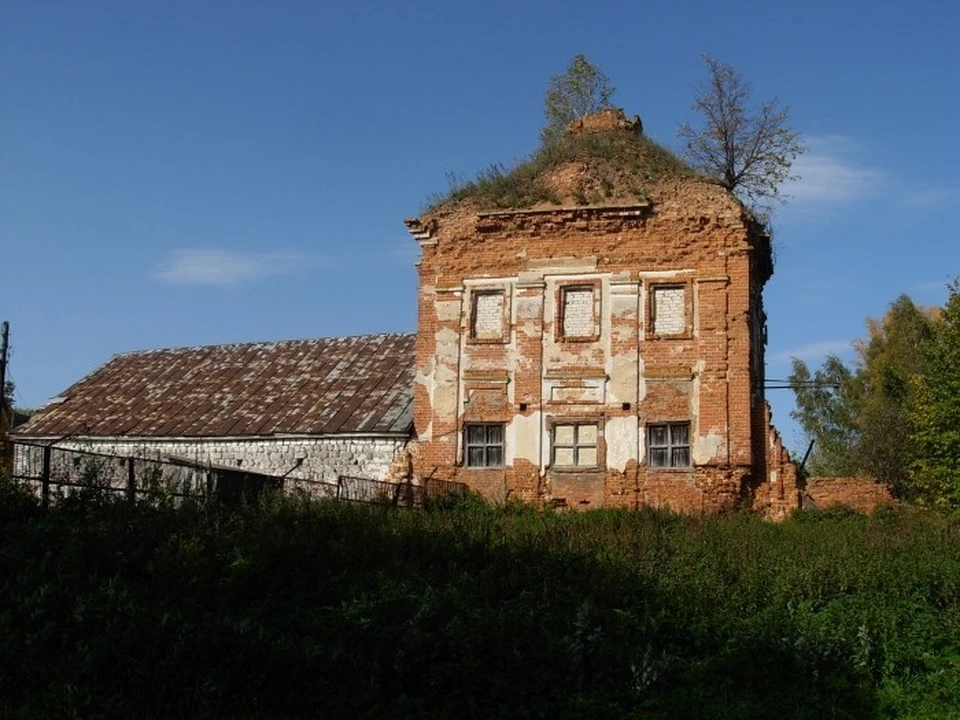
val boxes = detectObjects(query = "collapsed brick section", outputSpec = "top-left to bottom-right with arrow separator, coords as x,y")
566,107 -> 642,137
753,402 -> 801,519
406,167 -> 797,516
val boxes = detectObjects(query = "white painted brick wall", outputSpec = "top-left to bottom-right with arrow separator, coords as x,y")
473,292 -> 504,339
562,288 -> 595,337
13,436 -> 406,490
653,287 -> 685,335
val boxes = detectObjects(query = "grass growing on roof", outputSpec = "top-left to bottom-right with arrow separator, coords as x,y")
426,130 -> 695,212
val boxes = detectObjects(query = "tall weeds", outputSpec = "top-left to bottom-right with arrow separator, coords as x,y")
1,483 -> 957,718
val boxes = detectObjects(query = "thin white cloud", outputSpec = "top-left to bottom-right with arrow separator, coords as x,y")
155,249 -> 321,286
900,186 -> 960,210
769,339 -> 852,365
783,135 -> 888,205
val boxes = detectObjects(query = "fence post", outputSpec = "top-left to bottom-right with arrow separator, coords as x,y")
126,457 -> 136,504
336,476 -> 342,502
392,481 -> 402,508
41,445 -> 51,509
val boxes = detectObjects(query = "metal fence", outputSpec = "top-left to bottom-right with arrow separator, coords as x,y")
8,440 -> 468,509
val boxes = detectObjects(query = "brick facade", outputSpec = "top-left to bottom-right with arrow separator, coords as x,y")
406,175 -> 797,515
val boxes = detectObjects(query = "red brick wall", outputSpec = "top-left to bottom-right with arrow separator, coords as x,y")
407,179 -> 791,514
752,402 -> 801,519
806,477 -> 893,513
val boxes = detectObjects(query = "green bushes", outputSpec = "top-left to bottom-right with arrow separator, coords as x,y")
1,486 -> 958,718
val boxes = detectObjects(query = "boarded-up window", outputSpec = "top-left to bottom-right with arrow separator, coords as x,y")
652,286 -> 685,335
562,287 -> 595,338
472,291 -> 505,340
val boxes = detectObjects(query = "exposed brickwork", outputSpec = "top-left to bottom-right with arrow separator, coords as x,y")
566,107 -> 642,137
406,166 -> 797,515
806,477 -> 894,513
752,402 -> 801,519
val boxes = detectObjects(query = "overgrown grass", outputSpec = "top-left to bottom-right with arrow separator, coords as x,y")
426,132 -> 694,212
1,479 -> 958,718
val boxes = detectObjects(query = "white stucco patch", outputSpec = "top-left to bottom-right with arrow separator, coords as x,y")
436,298 -> 462,322
693,433 -> 724,464
605,416 -> 638,472
507,412 -> 542,466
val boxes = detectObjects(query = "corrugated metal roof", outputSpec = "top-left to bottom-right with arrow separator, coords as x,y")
14,333 -> 416,438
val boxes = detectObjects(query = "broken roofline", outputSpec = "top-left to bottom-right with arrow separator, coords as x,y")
404,203 -> 653,245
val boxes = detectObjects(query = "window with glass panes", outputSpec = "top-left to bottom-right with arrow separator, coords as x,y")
647,422 -> 691,468
464,423 -> 504,468
552,423 -> 599,468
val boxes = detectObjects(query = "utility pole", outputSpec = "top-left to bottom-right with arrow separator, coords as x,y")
0,321 -> 8,458
0,321 -> 8,411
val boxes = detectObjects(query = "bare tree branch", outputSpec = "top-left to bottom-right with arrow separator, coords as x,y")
679,56 -> 804,215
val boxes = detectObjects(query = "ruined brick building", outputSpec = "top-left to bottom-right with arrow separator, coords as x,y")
13,109 -> 798,515
404,109 -> 798,515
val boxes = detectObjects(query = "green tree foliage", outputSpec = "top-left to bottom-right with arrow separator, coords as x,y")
678,55 -> 805,214
541,54 -> 615,145
910,280 -> 960,510
789,356 -> 862,477
790,295 -> 937,495
857,296 -> 937,496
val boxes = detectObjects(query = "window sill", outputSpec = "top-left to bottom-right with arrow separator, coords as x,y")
557,334 -> 601,344
645,332 -> 694,341
466,336 -> 509,346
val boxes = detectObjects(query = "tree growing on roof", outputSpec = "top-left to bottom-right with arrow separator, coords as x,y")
541,54 -> 616,145
678,55 -> 805,215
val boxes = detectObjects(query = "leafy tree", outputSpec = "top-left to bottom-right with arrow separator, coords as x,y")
856,296 -> 937,496
541,54 -> 615,145
789,355 -> 863,477
678,55 -> 804,213
790,295 -> 937,494
910,280 -> 960,510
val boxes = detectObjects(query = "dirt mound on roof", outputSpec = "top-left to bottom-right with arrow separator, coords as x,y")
427,109 -> 695,211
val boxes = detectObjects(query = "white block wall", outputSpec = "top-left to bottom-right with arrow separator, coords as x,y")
562,288 -> 595,337
473,292 -> 505,339
14,436 -> 407,486
653,287 -> 685,335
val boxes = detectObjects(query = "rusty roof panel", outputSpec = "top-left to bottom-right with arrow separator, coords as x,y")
15,333 -> 416,439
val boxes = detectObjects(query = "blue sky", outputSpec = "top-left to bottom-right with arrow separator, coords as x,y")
3,0 -> 958,452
